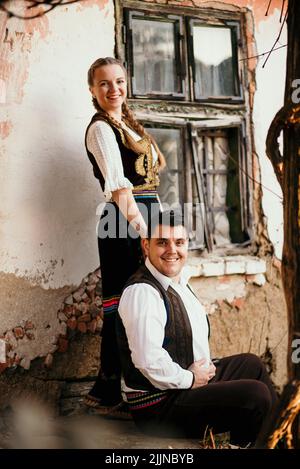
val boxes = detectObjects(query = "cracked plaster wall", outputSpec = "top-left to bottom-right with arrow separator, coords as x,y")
0,0 -> 113,369
0,0 -> 112,289
190,259 -> 288,389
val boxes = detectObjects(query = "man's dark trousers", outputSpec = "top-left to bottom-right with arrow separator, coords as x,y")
132,353 -> 278,445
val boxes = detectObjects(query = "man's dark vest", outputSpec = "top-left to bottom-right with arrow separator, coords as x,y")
84,113 -> 159,193
116,265 -> 209,392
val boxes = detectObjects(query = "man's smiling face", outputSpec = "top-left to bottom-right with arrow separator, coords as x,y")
142,224 -> 188,282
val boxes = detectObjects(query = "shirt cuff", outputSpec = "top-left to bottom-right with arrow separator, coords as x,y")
181,370 -> 195,389
189,371 -> 195,389
104,177 -> 133,201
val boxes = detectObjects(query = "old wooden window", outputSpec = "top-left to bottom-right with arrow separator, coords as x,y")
124,10 -> 185,98
118,2 -> 251,253
123,9 -> 243,102
145,119 -> 251,251
190,122 -> 251,250
189,20 -> 242,101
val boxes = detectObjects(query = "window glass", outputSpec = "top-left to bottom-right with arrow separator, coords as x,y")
192,128 -> 246,246
131,18 -> 178,95
146,127 -> 183,208
192,25 -> 238,98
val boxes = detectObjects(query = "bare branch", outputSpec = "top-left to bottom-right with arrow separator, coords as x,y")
0,0 -> 84,19
262,8 -> 288,68
265,0 -> 273,16
239,44 -> 287,62
280,0 -> 286,23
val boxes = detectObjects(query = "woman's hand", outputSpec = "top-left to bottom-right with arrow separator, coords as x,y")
112,188 -> 148,238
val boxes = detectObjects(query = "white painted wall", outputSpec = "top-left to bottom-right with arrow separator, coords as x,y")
0,0 -> 114,288
253,8 -> 286,259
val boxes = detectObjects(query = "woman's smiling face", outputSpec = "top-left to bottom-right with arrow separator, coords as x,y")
89,64 -> 127,116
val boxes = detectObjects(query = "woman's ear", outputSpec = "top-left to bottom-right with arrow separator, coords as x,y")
89,87 -> 96,98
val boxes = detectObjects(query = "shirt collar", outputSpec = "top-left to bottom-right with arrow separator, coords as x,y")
145,257 -> 188,291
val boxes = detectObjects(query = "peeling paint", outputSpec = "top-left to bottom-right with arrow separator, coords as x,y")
149,0 -> 285,22
75,0 -> 110,13
0,21 -> 32,104
24,11 -> 50,40
0,59 -> 13,82
0,120 -> 12,139
0,78 -> 6,103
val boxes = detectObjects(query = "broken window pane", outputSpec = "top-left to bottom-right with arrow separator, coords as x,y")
146,127 -> 183,208
131,17 -> 179,95
192,24 -> 239,98
192,128 -> 247,247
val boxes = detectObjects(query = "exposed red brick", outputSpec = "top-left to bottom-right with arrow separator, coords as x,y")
78,322 -> 87,334
78,313 -> 91,323
86,285 -> 95,300
0,362 -> 9,374
13,327 -> 24,339
24,320 -> 34,330
89,305 -> 101,318
67,317 -> 77,330
63,305 -> 76,318
87,319 -> 97,334
74,307 -> 82,317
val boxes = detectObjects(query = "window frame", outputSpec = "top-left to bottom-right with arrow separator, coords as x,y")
124,9 -> 186,99
189,119 -> 252,250
143,120 -> 188,208
140,116 -> 253,252
122,6 -> 246,104
187,18 -> 244,103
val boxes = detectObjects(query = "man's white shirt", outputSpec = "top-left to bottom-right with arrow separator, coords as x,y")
118,258 -> 211,392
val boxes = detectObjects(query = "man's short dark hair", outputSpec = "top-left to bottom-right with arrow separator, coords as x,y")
147,209 -> 186,239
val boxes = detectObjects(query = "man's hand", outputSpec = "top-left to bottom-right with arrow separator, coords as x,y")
188,359 -> 216,389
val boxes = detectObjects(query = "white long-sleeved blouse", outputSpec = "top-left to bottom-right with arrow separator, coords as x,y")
86,120 -> 158,201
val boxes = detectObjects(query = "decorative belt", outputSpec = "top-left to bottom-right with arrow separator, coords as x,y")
132,189 -> 159,199
102,295 -> 120,316
126,390 -> 168,411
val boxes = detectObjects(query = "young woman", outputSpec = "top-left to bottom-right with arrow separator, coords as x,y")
84,57 -> 165,417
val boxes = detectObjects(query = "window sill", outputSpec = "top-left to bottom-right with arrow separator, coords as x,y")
186,254 -> 266,278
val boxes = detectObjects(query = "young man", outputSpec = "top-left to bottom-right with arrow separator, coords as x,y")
116,210 -> 278,446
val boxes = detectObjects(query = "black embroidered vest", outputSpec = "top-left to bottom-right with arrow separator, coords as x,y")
116,265 -> 198,392
84,113 -> 159,193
